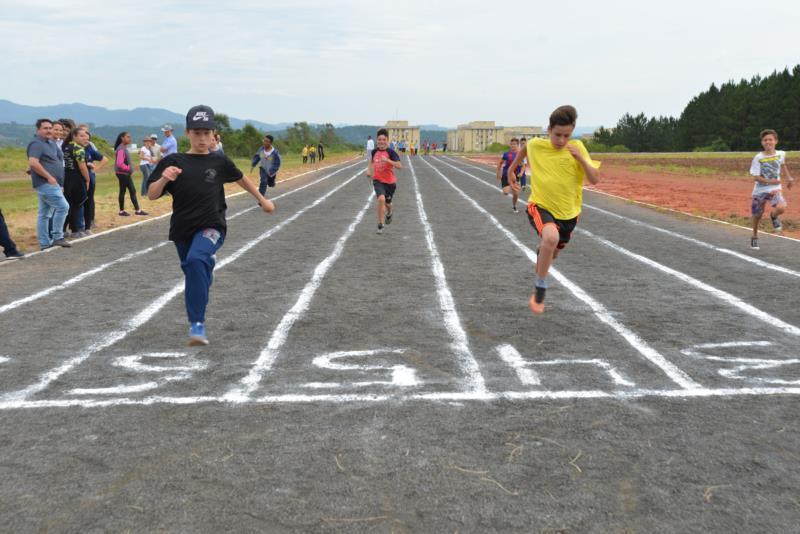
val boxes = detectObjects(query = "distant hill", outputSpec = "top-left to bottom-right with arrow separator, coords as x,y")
0,100 -> 288,132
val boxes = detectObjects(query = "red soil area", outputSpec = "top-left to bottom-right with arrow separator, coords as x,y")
466,156 -> 799,238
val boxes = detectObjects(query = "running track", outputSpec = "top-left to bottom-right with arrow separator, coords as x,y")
1,156 -> 798,531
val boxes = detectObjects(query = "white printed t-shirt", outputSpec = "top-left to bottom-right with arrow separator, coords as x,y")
750,150 -> 785,195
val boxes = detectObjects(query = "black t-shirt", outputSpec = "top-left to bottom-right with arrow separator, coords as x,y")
148,152 -> 243,242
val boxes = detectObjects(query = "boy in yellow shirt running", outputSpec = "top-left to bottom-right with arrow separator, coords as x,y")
508,105 -> 601,314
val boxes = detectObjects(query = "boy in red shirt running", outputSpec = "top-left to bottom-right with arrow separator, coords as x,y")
367,128 -> 402,234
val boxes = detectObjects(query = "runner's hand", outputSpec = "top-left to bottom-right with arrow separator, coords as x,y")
162,166 -> 182,181
566,145 -> 582,160
511,181 -> 521,194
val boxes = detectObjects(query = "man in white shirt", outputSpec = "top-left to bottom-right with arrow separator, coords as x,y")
366,135 -> 375,160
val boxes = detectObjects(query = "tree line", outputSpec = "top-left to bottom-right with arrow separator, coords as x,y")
592,65 -> 800,152
177,114 -> 356,157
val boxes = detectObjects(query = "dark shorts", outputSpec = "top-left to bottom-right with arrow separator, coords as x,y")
751,191 -> 785,216
527,204 -> 578,249
373,180 -> 396,203
500,175 -> 509,188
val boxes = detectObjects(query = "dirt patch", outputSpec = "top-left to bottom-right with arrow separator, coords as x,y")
4,154 -> 358,252
465,156 -> 799,238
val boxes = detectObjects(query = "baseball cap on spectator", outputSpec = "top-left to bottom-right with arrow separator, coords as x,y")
161,124 -> 173,132
149,134 -> 158,140
185,105 -> 216,130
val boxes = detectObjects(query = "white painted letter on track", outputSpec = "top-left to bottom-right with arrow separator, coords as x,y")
306,348 -> 420,389
68,352 -> 208,396
682,341 -> 800,386
497,344 -> 636,389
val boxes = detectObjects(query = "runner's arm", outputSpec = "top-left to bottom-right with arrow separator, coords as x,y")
147,166 -> 181,200
567,145 -> 600,185
507,145 -> 526,191
237,175 -> 275,213
781,163 -> 794,189
496,157 -> 504,180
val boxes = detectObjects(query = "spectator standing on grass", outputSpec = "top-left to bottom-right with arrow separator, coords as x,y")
51,122 -> 65,150
62,127 -> 91,237
27,119 -> 71,249
309,144 -> 316,164
214,133 -> 224,154
149,134 -> 162,163
251,134 -> 281,196
146,105 -> 275,346
749,129 -> 795,250
82,130 -> 106,232
365,135 -> 374,159
139,137 -> 155,196
160,124 -> 178,157
302,145 -> 309,164
0,209 -> 24,259
317,141 -> 325,161
113,132 -> 147,217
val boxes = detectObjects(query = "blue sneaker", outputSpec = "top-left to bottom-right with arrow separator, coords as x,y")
188,322 -> 209,346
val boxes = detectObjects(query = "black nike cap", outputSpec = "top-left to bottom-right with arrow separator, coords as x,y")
186,105 -> 216,130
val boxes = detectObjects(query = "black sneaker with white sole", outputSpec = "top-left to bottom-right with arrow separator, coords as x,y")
376,224 -> 384,235
750,237 -> 759,250
771,215 -> 783,232
385,211 -> 393,225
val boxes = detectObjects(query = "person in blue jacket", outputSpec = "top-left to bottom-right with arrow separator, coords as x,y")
250,134 -> 282,196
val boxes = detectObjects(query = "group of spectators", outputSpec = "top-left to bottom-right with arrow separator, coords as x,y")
0,119 -> 192,259
301,142 -> 325,164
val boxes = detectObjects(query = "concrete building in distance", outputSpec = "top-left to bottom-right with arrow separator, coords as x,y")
385,120 -> 420,147
447,121 -> 545,152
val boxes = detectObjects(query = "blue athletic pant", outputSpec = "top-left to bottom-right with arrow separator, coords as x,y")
174,229 -> 224,324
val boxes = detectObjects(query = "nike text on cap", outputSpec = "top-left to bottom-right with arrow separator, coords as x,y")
186,105 -> 216,130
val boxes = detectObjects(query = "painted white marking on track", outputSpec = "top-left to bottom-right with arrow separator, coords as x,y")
497,344 -> 635,387
311,348 -> 419,388
407,157 -> 487,394
580,227 -> 800,336
424,156 -> 701,390
6,385 -> 800,409
580,204 -> 800,279
226,191 -> 375,401
0,356 -> 10,365
0,168 -> 367,403
681,341 -> 800,385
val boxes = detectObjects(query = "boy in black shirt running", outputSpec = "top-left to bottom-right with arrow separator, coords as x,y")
148,105 -> 275,346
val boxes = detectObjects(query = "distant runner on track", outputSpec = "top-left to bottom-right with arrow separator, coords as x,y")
496,137 -> 523,213
367,128 -> 402,235
508,105 -> 601,314
749,129 -> 794,250
147,105 -> 275,346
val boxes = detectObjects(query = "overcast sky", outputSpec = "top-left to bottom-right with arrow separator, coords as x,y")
2,0 -> 798,128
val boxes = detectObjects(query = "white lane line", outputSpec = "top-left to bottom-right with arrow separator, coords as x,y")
407,156 -> 487,394
497,344 -> 541,385
446,156 -> 800,277
435,157 -> 800,337
0,160 -> 364,316
421,156 -> 701,390
0,169 -> 367,403
581,204 -> 800,278
1,157 -> 361,265
0,356 -> 10,364
227,192 -> 374,402
5,384 -> 800,409
584,186 -> 800,243
579,227 -> 800,337
0,242 -> 170,315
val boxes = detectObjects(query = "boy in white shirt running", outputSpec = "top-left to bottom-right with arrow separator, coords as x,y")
749,129 -> 794,249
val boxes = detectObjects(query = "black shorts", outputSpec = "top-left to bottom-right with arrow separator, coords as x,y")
373,180 -> 396,203
500,175 -> 509,188
527,204 -> 578,249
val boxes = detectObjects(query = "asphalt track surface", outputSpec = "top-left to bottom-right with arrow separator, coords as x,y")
1,155 -> 799,532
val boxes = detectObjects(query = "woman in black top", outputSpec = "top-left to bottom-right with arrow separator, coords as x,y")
62,127 -> 91,236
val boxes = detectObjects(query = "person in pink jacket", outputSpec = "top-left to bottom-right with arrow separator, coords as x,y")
113,131 -> 147,216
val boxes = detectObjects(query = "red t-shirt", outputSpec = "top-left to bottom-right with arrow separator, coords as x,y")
371,148 -> 401,184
